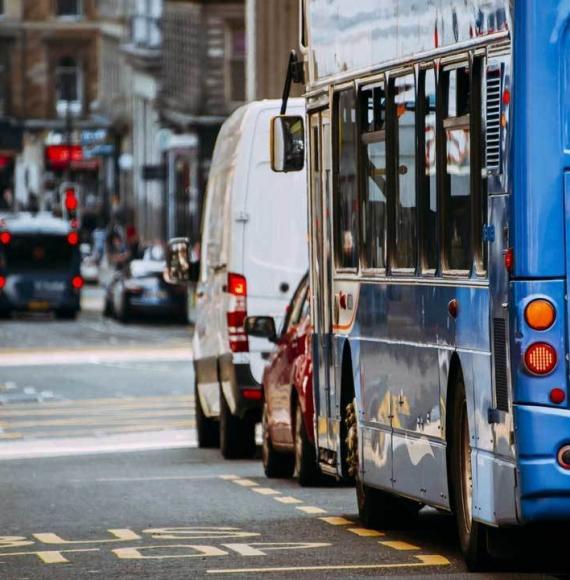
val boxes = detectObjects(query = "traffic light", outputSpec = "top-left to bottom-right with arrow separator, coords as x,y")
62,185 -> 79,222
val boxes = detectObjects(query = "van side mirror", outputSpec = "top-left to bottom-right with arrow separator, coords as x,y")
244,316 -> 277,342
271,115 -> 305,173
164,237 -> 200,284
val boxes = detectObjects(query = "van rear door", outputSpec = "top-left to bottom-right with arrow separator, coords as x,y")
242,108 -> 308,320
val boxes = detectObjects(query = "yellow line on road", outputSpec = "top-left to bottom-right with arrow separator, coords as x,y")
296,506 -> 327,514
380,540 -> 420,551
347,527 -> 385,537
233,479 -> 259,487
274,496 -> 303,505
319,516 -> 354,526
207,554 -> 450,574
219,475 -> 240,480
252,487 -> 281,496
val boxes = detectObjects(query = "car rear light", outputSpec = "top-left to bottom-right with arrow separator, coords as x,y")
525,299 -> 556,331
242,389 -> 263,401
558,445 -> 570,470
71,276 -> 84,290
227,272 -> 248,353
550,388 -> 566,405
67,231 -> 79,246
524,342 -> 557,376
0,231 -> 11,245
0,276 -> 5,290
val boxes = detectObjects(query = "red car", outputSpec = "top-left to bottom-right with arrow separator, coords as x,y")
245,274 -> 319,485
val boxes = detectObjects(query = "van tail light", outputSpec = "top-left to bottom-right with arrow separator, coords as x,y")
71,276 -> 84,290
524,342 -> 557,376
0,231 -> 11,245
227,273 -> 248,353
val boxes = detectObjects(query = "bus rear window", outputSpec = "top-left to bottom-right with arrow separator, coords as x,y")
4,235 -> 74,273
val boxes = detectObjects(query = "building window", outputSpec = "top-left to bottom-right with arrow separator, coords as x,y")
56,0 -> 82,18
334,88 -> 359,270
132,0 -> 162,48
55,57 -> 83,117
226,22 -> 246,103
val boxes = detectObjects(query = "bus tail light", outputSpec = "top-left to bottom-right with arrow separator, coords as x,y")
524,342 -> 557,375
227,273 -> 248,353
71,276 -> 84,290
525,299 -> 556,331
550,388 -> 566,405
504,248 -> 514,272
0,231 -> 11,245
557,445 -> 570,470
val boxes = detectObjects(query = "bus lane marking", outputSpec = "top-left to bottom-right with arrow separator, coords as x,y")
113,545 -> 229,560
273,496 -> 302,505
206,553 -> 451,574
380,540 -> 420,551
222,542 -> 330,557
347,527 -> 384,537
296,506 -> 327,514
33,529 -> 141,544
0,548 -> 99,564
319,517 -> 354,526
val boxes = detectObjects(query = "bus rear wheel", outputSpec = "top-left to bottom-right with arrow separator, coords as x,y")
450,378 -> 489,570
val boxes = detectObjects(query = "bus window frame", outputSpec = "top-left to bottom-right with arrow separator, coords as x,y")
332,81 -> 360,275
358,77 -> 388,277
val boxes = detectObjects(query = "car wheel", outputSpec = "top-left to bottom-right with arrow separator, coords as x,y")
294,399 -> 319,486
103,297 -> 113,318
118,294 -> 130,323
262,401 -> 294,478
346,399 -> 419,529
219,388 -> 256,459
450,377 -> 490,570
195,380 -> 219,449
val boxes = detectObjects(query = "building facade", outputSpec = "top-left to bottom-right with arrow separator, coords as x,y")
159,0 -> 246,242
0,0 -> 104,222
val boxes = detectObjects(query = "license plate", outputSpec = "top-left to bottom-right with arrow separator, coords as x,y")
28,301 -> 50,312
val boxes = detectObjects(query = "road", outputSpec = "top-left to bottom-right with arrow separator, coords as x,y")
0,287 -> 562,578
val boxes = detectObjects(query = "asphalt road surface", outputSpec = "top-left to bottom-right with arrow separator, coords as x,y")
0,288 -> 564,578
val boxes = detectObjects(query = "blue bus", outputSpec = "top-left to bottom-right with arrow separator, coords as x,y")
271,0 -> 570,568
0,213 -> 82,319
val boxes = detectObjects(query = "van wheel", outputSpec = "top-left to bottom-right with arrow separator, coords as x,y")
220,389 -> 256,459
103,298 -> 113,318
262,402 -> 294,478
450,378 -> 490,570
195,381 -> 219,449
346,399 -> 418,529
294,400 -> 319,486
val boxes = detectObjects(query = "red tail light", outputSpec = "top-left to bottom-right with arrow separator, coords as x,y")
71,276 -> 84,290
504,248 -> 514,272
524,342 -> 557,376
227,272 -> 248,353
67,231 -> 79,246
0,231 -> 11,245
0,276 -> 5,290
242,389 -> 263,401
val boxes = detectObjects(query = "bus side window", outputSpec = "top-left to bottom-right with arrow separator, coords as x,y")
360,83 -> 388,271
442,65 -> 472,273
420,68 -> 438,273
392,73 -> 417,270
334,88 -> 359,270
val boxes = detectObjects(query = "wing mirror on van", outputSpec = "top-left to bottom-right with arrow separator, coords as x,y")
164,237 -> 200,285
271,116 -> 305,173
244,316 -> 278,343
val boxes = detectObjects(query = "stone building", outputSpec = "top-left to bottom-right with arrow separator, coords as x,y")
0,0 -> 104,218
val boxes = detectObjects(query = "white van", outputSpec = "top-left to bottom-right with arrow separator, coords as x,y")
183,99 -> 307,458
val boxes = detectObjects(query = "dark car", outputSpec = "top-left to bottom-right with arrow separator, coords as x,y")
0,212 -> 82,319
246,274 -> 319,485
104,245 -> 187,322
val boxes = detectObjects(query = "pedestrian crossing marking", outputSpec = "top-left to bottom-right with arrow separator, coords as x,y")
380,540 -> 420,551
274,496 -> 302,505
347,527 -> 384,537
319,517 -> 354,526
296,506 -> 327,514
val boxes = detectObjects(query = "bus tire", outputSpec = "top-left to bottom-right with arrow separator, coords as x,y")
262,402 -> 294,478
294,399 -> 320,486
220,389 -> 256,459
450,376 -> 489,570
195,380 -> 219,449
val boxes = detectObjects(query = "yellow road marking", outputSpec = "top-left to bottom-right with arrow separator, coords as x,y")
347,527 -> 385,537
219,475 -> 240,480
233,479 -> 258,487
0,548 -> 99,564
34,529 -> 141,545
274,496 -> 302,505
380,540 -> 420,551
252,488 -> 281,496
206,554 -> 451,574
296,506 -> 327,514
319,516 -> 354,526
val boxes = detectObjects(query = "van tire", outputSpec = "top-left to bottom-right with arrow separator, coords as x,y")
220,389 -> 256,459
195,381 -> 219,449
262,402 -> 294,478
294,400 -> 319,486
450,377 -> 490,570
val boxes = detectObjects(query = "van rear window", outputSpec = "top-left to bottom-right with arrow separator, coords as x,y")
4,235 -> 74,273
